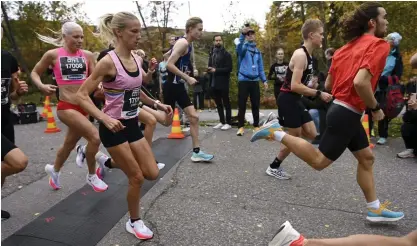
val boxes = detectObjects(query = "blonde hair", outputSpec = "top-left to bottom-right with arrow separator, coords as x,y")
301,19 -> 323,40
185,17 -> 203,33
97,12 -> 139,46
36,22 -> 82,47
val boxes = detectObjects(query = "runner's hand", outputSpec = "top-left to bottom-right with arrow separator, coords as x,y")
320,92 -> 333,103
149,58 -> 158,71
16,80 -> 28,95
39,84 -> 58,96
263,82 -> 269,90
102,116 -> 125,133
371,109 -> 385,121
158,103 -> 173,117
186,76 -> 197,85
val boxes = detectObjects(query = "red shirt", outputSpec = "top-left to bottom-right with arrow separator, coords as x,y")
329,34 -> 390,112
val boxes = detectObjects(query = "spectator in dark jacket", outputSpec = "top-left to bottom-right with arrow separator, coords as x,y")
208,35 -> 233,130
369,32 -> 403,144
397,93 -> 417,158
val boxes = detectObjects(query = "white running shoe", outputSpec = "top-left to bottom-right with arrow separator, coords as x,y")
269,221 -> 305,246
126,219 -> 154,240
86,174 -> 108,192
76,145 -> 86,168
266,167 -> 292,180
157,162 -> 165,170
95,151 -> 110,180
45,164 -> 61,190
397,149 -> 415,159
213,123 -> 224,129
221,124 -> 232,130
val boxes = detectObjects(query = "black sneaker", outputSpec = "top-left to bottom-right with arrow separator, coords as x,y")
2,210 -> 11,221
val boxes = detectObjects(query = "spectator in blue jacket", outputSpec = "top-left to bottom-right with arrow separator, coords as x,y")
235,25 -> 268,136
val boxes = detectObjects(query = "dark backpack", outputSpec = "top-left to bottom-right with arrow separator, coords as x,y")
383,76 -> 405,119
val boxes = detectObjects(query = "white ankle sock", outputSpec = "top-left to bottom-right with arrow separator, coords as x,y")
274,131 -> 286,142
367,199 -> 380,210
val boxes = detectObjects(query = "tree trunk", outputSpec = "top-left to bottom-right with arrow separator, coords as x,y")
300,2 -> 305,23
1,2 -> 31,79
319,1 -> 327,51
135,1 -> 153,53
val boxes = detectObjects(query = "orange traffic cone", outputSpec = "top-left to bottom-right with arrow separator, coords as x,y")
44,106 -> 61,133
168,108 -> 185,139
41,96 -> 50,118
362,114 -> 374,149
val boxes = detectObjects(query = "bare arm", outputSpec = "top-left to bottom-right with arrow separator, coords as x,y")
76,56 -> 113,122
30,50 -> 55,89
290,50 -> 319,97
353,68 -> 378,109
140,90 -> 157,106
9,72 -> 22,100
325,74 -> 333,92
166,39 -> 189,81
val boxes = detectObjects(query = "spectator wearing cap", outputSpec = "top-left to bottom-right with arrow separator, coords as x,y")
369,32 -> 404,145
235,25 -> 267,136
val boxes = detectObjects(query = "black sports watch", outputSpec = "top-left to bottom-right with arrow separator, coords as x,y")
315,90 -> 322,98
371,103 -> 381,112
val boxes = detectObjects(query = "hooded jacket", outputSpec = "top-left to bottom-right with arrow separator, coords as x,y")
236,34 -> 267,83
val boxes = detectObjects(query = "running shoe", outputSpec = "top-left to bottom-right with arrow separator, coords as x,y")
156,160 -> 165,170
213,123 -> 224,129
86,174 -> 108,192
264,112 -> 277,126
377,137 -> 387,145
2,210 -> 11,221
45,164 -> 61,190
250,120 -> 282,143
397,149 -> 415,159
237,127 -> 244,136
191,150 -> 214,162
269,221 -> 305,246
366,201 -> 404,222
76,145 -> 86,168
126,219 -> 153,240
95,151 -> 111,180
221,124 -> 232,130
266,167 -> 292,180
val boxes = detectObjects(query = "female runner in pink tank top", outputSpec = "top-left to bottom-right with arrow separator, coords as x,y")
76,12 -> 172,240
30,22 -> 110,192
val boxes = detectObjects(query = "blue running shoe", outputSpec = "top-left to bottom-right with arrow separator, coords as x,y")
366,201 -> 404,222
250,120 -> 283,143
191,150 -> 214,162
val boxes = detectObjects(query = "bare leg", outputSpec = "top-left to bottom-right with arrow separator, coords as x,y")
107,142 -> 144,219
353,147 -> 377,203
142,105 -> 173,127
305,230 -> 416,246
137,109 -> 157,147
184,106 -> 199,148
2,148 -> 28,186
57,110 -> 101,174
277,128 -> 302,161
280,134 -> 333,170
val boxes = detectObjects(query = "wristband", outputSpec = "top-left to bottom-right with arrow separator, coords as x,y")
371,103 -> 381,112
315,90 -> 322,97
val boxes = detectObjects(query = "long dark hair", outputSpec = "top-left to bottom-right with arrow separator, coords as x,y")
342,2 -> 383,41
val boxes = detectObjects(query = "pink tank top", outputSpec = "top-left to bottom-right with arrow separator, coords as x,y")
102,51 -> 143,120
53,47 -> 88,86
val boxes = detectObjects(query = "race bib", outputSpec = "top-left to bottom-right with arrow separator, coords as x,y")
60,57 -> 87,81
122,87 -> 140,118
1,78 -> 11,105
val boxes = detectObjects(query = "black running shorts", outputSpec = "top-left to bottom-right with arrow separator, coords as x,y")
99,117 -> 144,148
319,103 -> 369,161
163,82 -> 192,110
277,92 -> 312,128
1,134 -> 17,161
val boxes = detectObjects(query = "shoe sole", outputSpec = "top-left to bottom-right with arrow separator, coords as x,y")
125,222 -> 153,240
366,215 -> 404,222
191,156 -> 214,162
